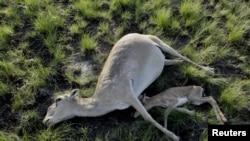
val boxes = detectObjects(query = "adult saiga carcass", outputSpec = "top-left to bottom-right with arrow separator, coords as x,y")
43,33 -> 214,141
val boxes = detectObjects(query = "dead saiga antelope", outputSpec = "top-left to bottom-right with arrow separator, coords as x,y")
43,33 -> 214,141
134,86 -> 227,128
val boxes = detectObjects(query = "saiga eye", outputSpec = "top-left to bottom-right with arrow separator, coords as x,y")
55,97 -> 62,103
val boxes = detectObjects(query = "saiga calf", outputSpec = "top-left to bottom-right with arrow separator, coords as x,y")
134,86 -> 227,128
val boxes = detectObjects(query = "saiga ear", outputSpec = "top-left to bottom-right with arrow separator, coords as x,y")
70,89 -> 79,99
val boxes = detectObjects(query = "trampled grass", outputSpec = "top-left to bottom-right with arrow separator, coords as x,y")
0,0 -> 249,141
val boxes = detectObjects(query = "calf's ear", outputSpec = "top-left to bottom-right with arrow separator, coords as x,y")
70,89 -> 79,99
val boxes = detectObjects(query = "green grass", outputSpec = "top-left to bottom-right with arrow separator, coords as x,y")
220,79 -> 250,115
80,34 -> 98,52
121,11 -> 133,26
0,0 -> 249,141
80,87 -> 96,98
109,128 -> 135,141
0,4 -> 20,26
0,60 -> 25,78
114,26 -> 125,42
151,8 -> 171,31
73,0 -> 109,20
44,32 -> 57,50
0,25 -> 13,48
179,0 -> 204,27
215,2 -> 249,43
26,64 -> 51,88
69,15 -> 88,35
199,129 -> 208,141
33,4 -> 65,34
50,47 -> 66,67
0,81 -> 9,97
97,21 -> 109,36
0,131 -> 20,141
35,126 -> 72,141
110,0 -> 135,13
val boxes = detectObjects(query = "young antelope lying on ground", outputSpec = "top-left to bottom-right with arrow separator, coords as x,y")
134,86 -> 227,128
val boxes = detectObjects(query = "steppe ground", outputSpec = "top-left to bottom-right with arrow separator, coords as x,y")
0,0 -> 249,141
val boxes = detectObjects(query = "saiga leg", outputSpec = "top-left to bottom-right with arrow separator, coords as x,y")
164,59 -> 183,66
164,101 -> 179,129
127,80 -> 179,141
175,107 -> 195,116
188,88 -> 227,123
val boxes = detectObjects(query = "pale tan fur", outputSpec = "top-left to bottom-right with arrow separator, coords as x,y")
43,33 -> 214,141
134,86 -> 227,129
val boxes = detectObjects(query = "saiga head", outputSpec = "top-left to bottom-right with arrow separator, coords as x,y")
43,89 -> 80,126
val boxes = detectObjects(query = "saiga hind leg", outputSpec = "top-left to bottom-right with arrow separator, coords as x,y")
189,88 -> 227,124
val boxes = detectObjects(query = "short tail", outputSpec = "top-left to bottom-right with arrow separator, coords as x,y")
149,35 -> 214,75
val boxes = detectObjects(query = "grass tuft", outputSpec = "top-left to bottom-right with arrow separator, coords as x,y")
0,81 -> 9,97
98,22 -> 109,36
220,80 -> 250,114
0,4 -> 20,26
0,25 -> 13,46
151,8 -> 171,31
0,60 -> 25,78
80,34 -> 97,52
73,0 -> 108,20
182,65 -> 208,80
34,5 -> 64,34
199,129 -> 208,141
110,0 -> 135,13
179,0 -> 204,27
169,111 -> 196,131
44,32 -> 57,50
114,26 -> 125,42
109,128 -> 135,141
121,11 -> 133,25
0,131 -> 20,141
69,20 -> 88,35
35,125 -> 72,141
50,47 -> 66,67
80,86 -> 95,98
